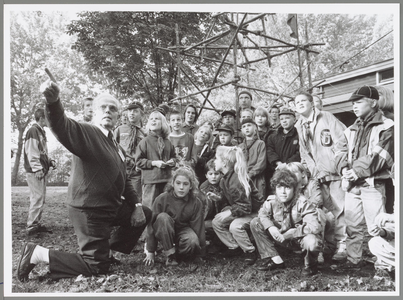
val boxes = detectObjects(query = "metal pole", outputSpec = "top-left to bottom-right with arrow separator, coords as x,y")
233,13 -> 240,142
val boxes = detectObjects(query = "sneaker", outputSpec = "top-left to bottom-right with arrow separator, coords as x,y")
166,254 -> 179,266
374,268 -> 393,280
37,225 -> 52,233
318,252 -> 325,265
244,250 -> 257,265
301,265 -> 317,276
222,247 -> 243,258
332,243 -> 347,261
256,259 -> 286,271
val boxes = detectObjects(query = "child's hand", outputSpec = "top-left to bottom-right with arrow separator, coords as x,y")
374,212 -> 394,227
368,224 -> 382,236
165,159 -> 176,167
206,192 -> 221,202
143,252 -> 155,266
268,227 -> 284,243
282,228 -> 296,240
152,160 -> 166,168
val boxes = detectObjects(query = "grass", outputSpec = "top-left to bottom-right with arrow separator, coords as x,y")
10,186 -> 396,294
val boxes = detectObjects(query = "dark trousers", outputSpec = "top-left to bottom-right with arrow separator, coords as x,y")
153,212 -> 201,257
48,202 -> 151,280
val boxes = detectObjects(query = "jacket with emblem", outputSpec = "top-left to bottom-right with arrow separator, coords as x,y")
295,109 -> 346,180
335,110 -> 394,186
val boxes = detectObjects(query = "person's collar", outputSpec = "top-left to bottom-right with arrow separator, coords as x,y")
300,107 -> 315,123
172,190 -> 190,201
170,131 -> 185,137
130,120 -> 142,128
95,124 -> 111,137
35,121 -> 45,130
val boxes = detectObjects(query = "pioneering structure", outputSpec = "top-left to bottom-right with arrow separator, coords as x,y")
157,12 -> 324,127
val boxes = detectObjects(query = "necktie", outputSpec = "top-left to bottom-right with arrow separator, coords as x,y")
280,204 -> 294,233
108,131 -> 118,149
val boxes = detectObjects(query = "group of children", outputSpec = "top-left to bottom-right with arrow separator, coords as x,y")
110,85 -> 395,277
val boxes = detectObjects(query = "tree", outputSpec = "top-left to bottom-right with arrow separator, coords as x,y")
66,11 -> 224,109
10,11 -> 103,185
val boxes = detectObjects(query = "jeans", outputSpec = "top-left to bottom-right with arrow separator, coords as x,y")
345,182 -> 386,264
153,212 -> 201,257
26,172 -> 47,229
250,217 -> 321,267
212,211 -> 256,253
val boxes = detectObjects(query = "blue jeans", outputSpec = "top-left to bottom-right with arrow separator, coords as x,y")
26,172 -> 47,229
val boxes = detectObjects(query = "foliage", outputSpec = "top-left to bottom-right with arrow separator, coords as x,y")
9,11 -> 103,185
47,146 -> 72,184
67,11 -> 221,109
11,187 -> 396,294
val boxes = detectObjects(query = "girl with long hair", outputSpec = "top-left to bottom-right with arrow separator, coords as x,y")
135,110 -> 176,209
212,146 -> 264,264
144,166 -> 205,266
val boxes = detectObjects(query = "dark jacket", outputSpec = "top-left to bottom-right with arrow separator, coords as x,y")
146,190 -> 206,253
220,170 -> 264,217
266,126 -> 301,169
45,99 -> 140,213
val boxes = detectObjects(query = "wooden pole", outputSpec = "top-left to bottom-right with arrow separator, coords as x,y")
175,24 -> 182,111
295,15 -> 304,88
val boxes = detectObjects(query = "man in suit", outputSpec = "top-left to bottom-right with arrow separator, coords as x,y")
17,82 -> 151,281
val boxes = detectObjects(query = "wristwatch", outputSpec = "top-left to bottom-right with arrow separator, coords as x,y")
135,203 -> 143,208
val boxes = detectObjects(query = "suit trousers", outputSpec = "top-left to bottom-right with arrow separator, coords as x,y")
48,202 -> 151,279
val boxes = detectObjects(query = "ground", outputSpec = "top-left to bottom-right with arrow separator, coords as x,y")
10,186 -> 396,294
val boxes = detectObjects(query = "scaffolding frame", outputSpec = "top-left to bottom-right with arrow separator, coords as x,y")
157,12 -> 325,130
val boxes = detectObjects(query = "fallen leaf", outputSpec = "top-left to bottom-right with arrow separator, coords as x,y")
149,269 -> 158,274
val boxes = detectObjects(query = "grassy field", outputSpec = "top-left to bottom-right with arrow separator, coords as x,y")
10,186 -> 396,294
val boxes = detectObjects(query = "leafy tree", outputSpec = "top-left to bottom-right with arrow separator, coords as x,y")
66,11 -> 224,109
10,11 -> 102,185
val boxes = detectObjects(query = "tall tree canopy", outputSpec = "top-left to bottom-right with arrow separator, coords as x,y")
67,11 -> 222,108
10,11 -> 102,185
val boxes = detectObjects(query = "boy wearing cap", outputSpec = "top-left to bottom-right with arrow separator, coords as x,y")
168,110 -> 197,168
239,117 -> 267,199
217,124 -> 236,147
294,91 -> 347,262
266,107 -> 300,172
335,86 -> 394,270
114,101 -> 146,200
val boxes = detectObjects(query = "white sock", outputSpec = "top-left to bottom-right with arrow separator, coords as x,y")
30,245 -> 50,264
271,255 -> 284,264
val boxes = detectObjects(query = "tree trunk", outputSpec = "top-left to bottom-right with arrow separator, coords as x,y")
12,128 -> 25,186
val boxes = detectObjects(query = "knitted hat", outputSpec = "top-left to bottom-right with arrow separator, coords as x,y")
349,86 -> 379,101
239,90 -> 253,100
